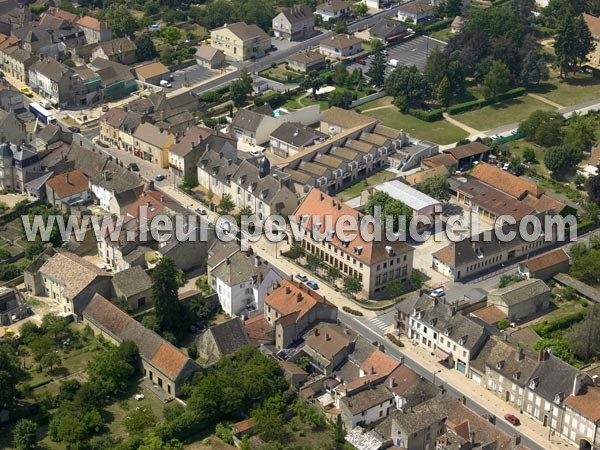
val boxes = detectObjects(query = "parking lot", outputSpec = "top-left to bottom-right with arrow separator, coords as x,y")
169,65 -> 217,90
347,35 -> 447,79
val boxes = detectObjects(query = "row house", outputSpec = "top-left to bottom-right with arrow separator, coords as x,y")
28,57 -> 86,107
11,26 -> 65,59
98,107 -> 143,153
0,142 -> 40,193
168,125 -> 213,178
0,44 -> 38,84
292,188 -> 415,298
133,122 -> 175,168
196,135 -> 242,199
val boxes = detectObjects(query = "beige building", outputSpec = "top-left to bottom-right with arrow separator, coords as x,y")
210,22 -> 271,60
486,278 -> 551,322
292,188 -> 415,298
98,107 -> 143,153
584,13 -> 600,68
133,122 -> 175,168
0,44 -> 37,84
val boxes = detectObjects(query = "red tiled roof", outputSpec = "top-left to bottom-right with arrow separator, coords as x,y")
46,170 -> 88,199
77,16 -> 109,31
360,349 -> 399,377
151,342 -> 190,379
565,385 -> 600,421
472,305 -> 506,325
523,248 -> 569,273
444,142 -> 489,160
265,279 -> 334,321
471,162 -> 544,199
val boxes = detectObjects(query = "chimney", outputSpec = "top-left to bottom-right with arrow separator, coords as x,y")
296,292 -> 303,302
226,256 -> 231,265
254,255 -> 261,267
572,373 -> 584,396
538,349 -> 549,362
388,377 -> 396,389
65,173 -> 69,184
516,346 -> 524,361
450,305 -> 457,316
314,328 -> 319,336
325,333 -> 331,341
470,432 -> 475,447
285,286 -> 291,294
160,195 -> 164,202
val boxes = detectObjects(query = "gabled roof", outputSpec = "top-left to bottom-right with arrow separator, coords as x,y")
583,13 -> 600,39
265,279 -> 335,321
374,180 -> 440,212
288,50 -> 325,65
195,44 -> 223,61
422,153 -> 457,168
135,61 -> 169,80
527,352 -> 590,403
205,317 -> 250,356
46,170 -> 89,199
30,57 -> 70,83
133,122 -> 174,147
40,251 -> 110,300
83,293 -> 200,381
320,33 -> 362,49
370,19 -> 407,39
76,15 -> 109,31
111,266 -> 152,298
231,108 -> 271,132
304,323 -> 357,360
271,122 -> 327,148
280,5 -> 314,24
95,36 -> 136,57
317,0 -> 351,13
565,385 -> 600,422
471,162 -> 544,199
398,1 -> 434,14
522,248 -> 569,273
443,142 -> 489,160
169,126 -> 213,157
90,57 -> 135,84
320,106 -> 375,130
360,349 -> 399,377
216,22 -> 270,41
45,7 -> 78,23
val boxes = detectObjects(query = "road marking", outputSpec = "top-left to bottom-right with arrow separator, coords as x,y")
351,317 -> 385,340
368,317 -> 389,330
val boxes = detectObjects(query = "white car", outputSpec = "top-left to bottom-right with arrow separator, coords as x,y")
250,150 -> 262,158
296,273 -> 308,282
429,287 -> 445,298
135,393 -> 145,400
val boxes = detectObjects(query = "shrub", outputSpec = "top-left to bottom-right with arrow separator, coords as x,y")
531,310 -> 587,337
408,108 -> 443,122
386,333 -> 404,347
253,92 -> 285,109
447,88 -> 526,115
342,306 -> 363,316
423,18 -> 453,33
497,318 -> 511,330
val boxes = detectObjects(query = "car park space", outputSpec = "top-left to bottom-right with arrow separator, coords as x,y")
170,65 -> 217,90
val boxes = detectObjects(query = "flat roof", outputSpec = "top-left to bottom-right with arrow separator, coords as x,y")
374,180 -> 440,211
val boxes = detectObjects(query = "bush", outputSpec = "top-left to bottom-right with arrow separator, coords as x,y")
386,333 -> 404,347
408,108 -> 443,122
342,306 -> 363,316
448,88 -> 526,115
497,318 -> 511,330
253,92 -> 285,109
423,18 -> 453,33
531,310 -> 587,337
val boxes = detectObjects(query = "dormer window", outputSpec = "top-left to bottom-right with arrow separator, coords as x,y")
513,371 -> 521,380
458,336 -> 466,345
444,327 -> 452,336
430,318 -> 437,327
554,392 -> 564,404
529,377 -> 539,390
496,361 -> 504,370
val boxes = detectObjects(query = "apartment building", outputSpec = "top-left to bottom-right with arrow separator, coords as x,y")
210,22 -> 271,60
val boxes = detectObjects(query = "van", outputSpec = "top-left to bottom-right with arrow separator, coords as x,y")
40,100 -> 51,109
387,59 -> 400,68
159,80 -> 172,88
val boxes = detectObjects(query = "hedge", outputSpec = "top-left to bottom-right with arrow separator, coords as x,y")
447,87 -> 526,115
531,309 -> 587,337
408,108 -> 443,122
342,306 -> 364,316
254,91 -> 286,109
424,18 -> 453,33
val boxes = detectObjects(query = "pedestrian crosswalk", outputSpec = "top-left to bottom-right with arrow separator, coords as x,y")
368,316 -> 389,331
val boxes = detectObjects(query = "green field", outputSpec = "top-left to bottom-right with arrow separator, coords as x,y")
355,95 -> 393,111
530,74 -> 600,106
365,108 -> 468,144
452,95 -> 554,131
336,170 -> 397,200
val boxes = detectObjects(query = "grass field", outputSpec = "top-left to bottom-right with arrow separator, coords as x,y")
365,108 -> 468,144
284,94 -> 329,111
504,139 -> 551,177
429,27 -> 453,42
355,95 -> 393,111
529,74 -> 600,106
336,170 -> 397,200
452,95 -> 554,131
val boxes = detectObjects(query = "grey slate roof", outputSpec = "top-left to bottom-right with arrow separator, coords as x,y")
30,57 -> 70,83
280,5 -> 314,23
413,295 -> 488,352
370,19 -> 407,40
231,108 -> 270,133
391,394 -> 447,431
207,317 -> 250,355
95,37 -> 136,57
341,383 -> 394,415
528,353 -> 590,403
89,166 -> 142,194
488,279 -> 550,306
270,122 -> 327,148
111,266 -> 152,298
232,158 -> 296,207
210,245 -> 276,286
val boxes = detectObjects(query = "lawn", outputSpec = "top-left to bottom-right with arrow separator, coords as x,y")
284,94 -> 329,111
355,95 -> 393,111
260,64 -> 304,83
429,27 -> 453,42
529,74 -> 600,106
336,169 -> 397,200
452,95 -> 555,131
505,139 -> 551,178
365,108 -> 468,144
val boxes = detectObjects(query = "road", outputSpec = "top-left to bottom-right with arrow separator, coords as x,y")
188,3 -> 408,96
339,311 -> 546,450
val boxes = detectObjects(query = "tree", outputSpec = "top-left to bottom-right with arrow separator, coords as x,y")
544,145 -> 581,176
329,90 -> 354,109
218,193 -> 235,214
353,1 -> 368,16
554,15 -> 594,77
522,147 -> 537,163
87,349 -> 135,395
343,276 -> 363,295
104,4 -> 138,37
12,419 -> 37,450
520,51 -> 549,85
386,279 -> 405,298
367,53 -> 386,88
334,19 -> 348,34
302,70 -> 324,99
499,274 -> 523,288
436,75 -> 452,107
574,173 -> 587,189
124,405 -> 157,436
287,242 -> 305,261
188,342 -> 198,360
252,397 -> 288,443
40,352 -> 61,373
409,271 -> 424,289
162,27 -> 181,46
135,33 -> 158,61
424,47 -> 447,90
230,80 -> 248,109
24,241 -> 45,259
420,174 -> 451,203
497,318 -> 511,330
519,110 -> 564,146
307,254 -> 323,272
366,190 -> 413,233
152,257 -> 186,335
385,65 -> 430,109
563,113 -> 597,152
481,60 -> 511,99
568,304 -> 600,361
332,63 -> 349,86
589,174 -> 600,204
182,171 -> 199,190
138,433 -> 184,450
327,267 -> 341,284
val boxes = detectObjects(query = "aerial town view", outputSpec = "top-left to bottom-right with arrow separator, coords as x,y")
1,0 -> 600,448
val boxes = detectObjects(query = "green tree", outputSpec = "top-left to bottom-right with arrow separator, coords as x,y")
307,254 -> 323,272
87,348 -> 135,395
519,110 -> 564,146
303,70 -> 324,99
436,75 -> 452,107
367,53 -> 386,88
419,174 -> 451,202
568,303 -> 600,362
252,398 -> 288,443
365,191 -> 413,234
230,80 -> 248,109
520,51 -> 549,85
499,274 -> 523,288
343,276 -> 363,295
554,15 -> 594,77
329,90 -> 354,109
385,65 -> 429,109
589,174 -> 600,204
152,258 -> 186,335
12,419 -> 37,450
353,2 -> 368,16
218,193 -> 235,214
40,352 -> 61,373
287,242 -> 305,261
334,20 -> 348,34
188,342 -> 198,360
104,4 -> 138,37
24,240 -> 45,259
124,405 -> 157,436
424,46 -> 447,90
161,26 -> 181,45
409,271 -> 424,289
327,267 -> 341,283
574,173 -> 587,189
135,33 -> 158,61
481,60 -> 511,99
544,145 -> 581,176
522,147 -> 537,163
181,171 -> 199,190
386,279 -> 405,297
563,113 -> 597,152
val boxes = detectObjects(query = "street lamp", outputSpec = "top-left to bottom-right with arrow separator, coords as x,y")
432,369 -> 442,386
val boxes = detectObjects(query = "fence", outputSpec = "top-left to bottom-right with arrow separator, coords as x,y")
350,90 -> 386,108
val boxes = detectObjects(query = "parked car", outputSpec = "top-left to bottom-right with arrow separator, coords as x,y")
356,58 -> 366,65
250,150 -> 262,158
306,281 -> 319,290
296,273 -> 308,282
102,104 -> 109,112
128,162 -> 139,172
159,80 -> 172,88
155,174 -> 166,181
504,414 -> 520,426
68,126 -> 80,133
40,100 -> 52,109
429,287 -> 445,298
195,207 -> 207,215
20,87 -> 33,97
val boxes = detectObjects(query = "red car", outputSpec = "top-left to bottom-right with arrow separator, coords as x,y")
356,58 -> 366,65
504,413 -> 520,426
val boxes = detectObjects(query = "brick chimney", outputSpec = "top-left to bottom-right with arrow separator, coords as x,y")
538,349 -> 549,362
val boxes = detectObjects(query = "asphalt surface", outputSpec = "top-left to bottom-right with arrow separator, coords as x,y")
339,311 -> 545,450
169,65 -> 217,90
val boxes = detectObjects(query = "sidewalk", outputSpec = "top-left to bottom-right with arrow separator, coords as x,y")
395,335 -> 573,450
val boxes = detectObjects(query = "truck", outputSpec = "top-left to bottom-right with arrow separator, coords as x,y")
29,102 -> 57,125
387,59 -> 400,68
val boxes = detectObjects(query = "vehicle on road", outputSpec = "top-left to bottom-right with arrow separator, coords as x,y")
20,87 -> 33,97
250,150 -> 262,158
68,126 -> 80,133
39,100 -> 52,109
128,162 -> 139,172
29,102 -> 56,124
195,207 -> 207,215
159,80 -> 172,88
504,414 -> 520,426
429,287 -> 445,298
155,174 -> 166,181
306,281 -> 319,290
296,273 -> 308,282
102,105 -> 109,112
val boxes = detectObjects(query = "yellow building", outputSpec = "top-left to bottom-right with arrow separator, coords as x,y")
210,22 -> 271,61
583,13 -> 600,68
